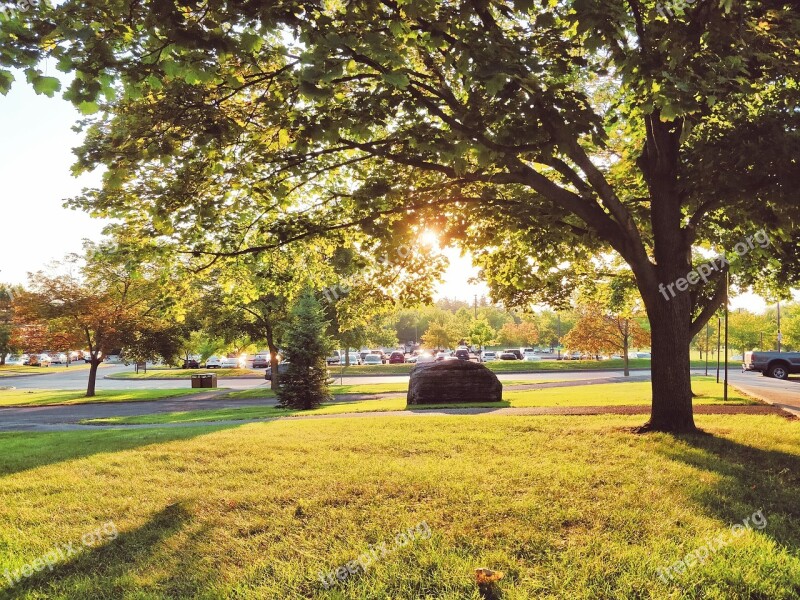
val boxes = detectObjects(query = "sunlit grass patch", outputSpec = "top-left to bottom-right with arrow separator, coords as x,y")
0,415 -> 797,598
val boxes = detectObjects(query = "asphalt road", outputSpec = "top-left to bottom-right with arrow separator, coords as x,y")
3,364 -> 659,391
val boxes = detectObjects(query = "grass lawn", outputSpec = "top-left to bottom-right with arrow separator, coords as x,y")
84,378 -> 755,426
108,368 -> 262,380
505,377 -> 757,408
0,389 -> 209,407
0,364 -> 92,378
107,359 -> 709,379
0,414 -> 798,598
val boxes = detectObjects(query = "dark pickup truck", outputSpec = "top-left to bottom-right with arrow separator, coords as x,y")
743,351 -> 800,380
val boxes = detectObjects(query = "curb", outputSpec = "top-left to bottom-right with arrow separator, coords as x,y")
729,384 -> 800,419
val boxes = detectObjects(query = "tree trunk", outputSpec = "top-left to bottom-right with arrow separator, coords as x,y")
269,351 -> 280,390
0,354 -> 5,366
86,358 -> 101,397
640,295 -> 696,433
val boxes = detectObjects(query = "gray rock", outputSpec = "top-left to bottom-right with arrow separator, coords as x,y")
407,360 -> 503,405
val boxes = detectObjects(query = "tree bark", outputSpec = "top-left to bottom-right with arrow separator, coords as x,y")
86,357 -> 101,397
640,293 -> 696,433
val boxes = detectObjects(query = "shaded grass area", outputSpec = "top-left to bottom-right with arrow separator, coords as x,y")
0,415 -> 798,598
0,364 -> 92,378
84,378 -> 754,426
0,389 -> 207,407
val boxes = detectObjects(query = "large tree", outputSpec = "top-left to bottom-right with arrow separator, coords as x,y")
4,1 -> 800,431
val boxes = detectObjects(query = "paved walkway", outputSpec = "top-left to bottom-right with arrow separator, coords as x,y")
0,377 -> 795,432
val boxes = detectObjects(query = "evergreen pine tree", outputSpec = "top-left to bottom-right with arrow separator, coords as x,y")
277,290 -> 334,410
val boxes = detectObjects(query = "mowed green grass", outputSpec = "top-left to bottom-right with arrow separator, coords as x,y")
108,359 -> 708,379
0,414 -> 798,598
0,389 -> 207,407
108,368 -> 261,380
84,378 -> 755,426
0,364 -> 92,378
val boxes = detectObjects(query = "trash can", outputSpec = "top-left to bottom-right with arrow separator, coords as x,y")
191,373 -> 218,389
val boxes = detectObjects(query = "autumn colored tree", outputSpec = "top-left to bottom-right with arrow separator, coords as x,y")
13,262 -> 180,397
421,322 -> 452,352
497,321 -> 539,347
0,284 -> 17,365
564,305 -> 651,377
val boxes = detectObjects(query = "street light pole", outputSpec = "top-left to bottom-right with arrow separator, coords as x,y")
705,323 -> 709,376
557,313 -> 561,360
777,301 -> 782,353
724,271 -> 729,402
716,316 -> 721,384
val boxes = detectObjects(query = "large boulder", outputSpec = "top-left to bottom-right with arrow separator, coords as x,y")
407,360 -> 503,405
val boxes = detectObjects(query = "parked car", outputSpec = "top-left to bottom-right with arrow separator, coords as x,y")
342,352 -> 361,365
182,359 -> 200,369
3,354 -> 25,366
205,356 -> 223,368
363,353 -> 383,365
413,352 -> 436,364
481,351 -> 497,362
25,354 -> 52,367
389,351 -> 406,364
455,348 -> 470,360
522,350 -> 541,361
501,349 -> 521,360
47,352 -> 68,364
326,351 -> 341,365
634,352 -> 652,359
252,354 -> 271,369
265,362 -> 291,381
219,356 -> 241,368
743,351 -> 800,380
435,351 -> 452,362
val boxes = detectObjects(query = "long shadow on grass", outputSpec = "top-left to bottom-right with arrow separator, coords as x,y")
0,503 -> 194,600
661,431 -> 800,553
0,425 -> 240,477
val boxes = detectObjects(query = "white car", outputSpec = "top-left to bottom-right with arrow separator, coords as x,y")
2,354 -> 25,366
205,356 -> 223,368
220,356 -> 241,368
346,352 -> 362,365
415,352 -> 436,364
522,351 -> 541,361
363,354 -> 383,365
481,351 -> 497,362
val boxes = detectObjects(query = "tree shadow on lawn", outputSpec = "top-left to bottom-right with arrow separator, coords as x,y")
0,502 -> 207,599
0,425 -> 241,478
660,430 -> 800,553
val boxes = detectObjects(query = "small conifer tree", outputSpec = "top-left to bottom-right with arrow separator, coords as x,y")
277,290 -> 333,410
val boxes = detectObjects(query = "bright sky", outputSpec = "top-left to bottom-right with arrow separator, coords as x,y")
0,75 -> 793,312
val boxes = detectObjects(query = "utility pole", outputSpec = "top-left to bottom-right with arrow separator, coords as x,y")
777,301 -> 782,353
557,313 -> 561,359
724,271 -> 729,402
474,294 -> 478,320
716,316 -> 721,384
